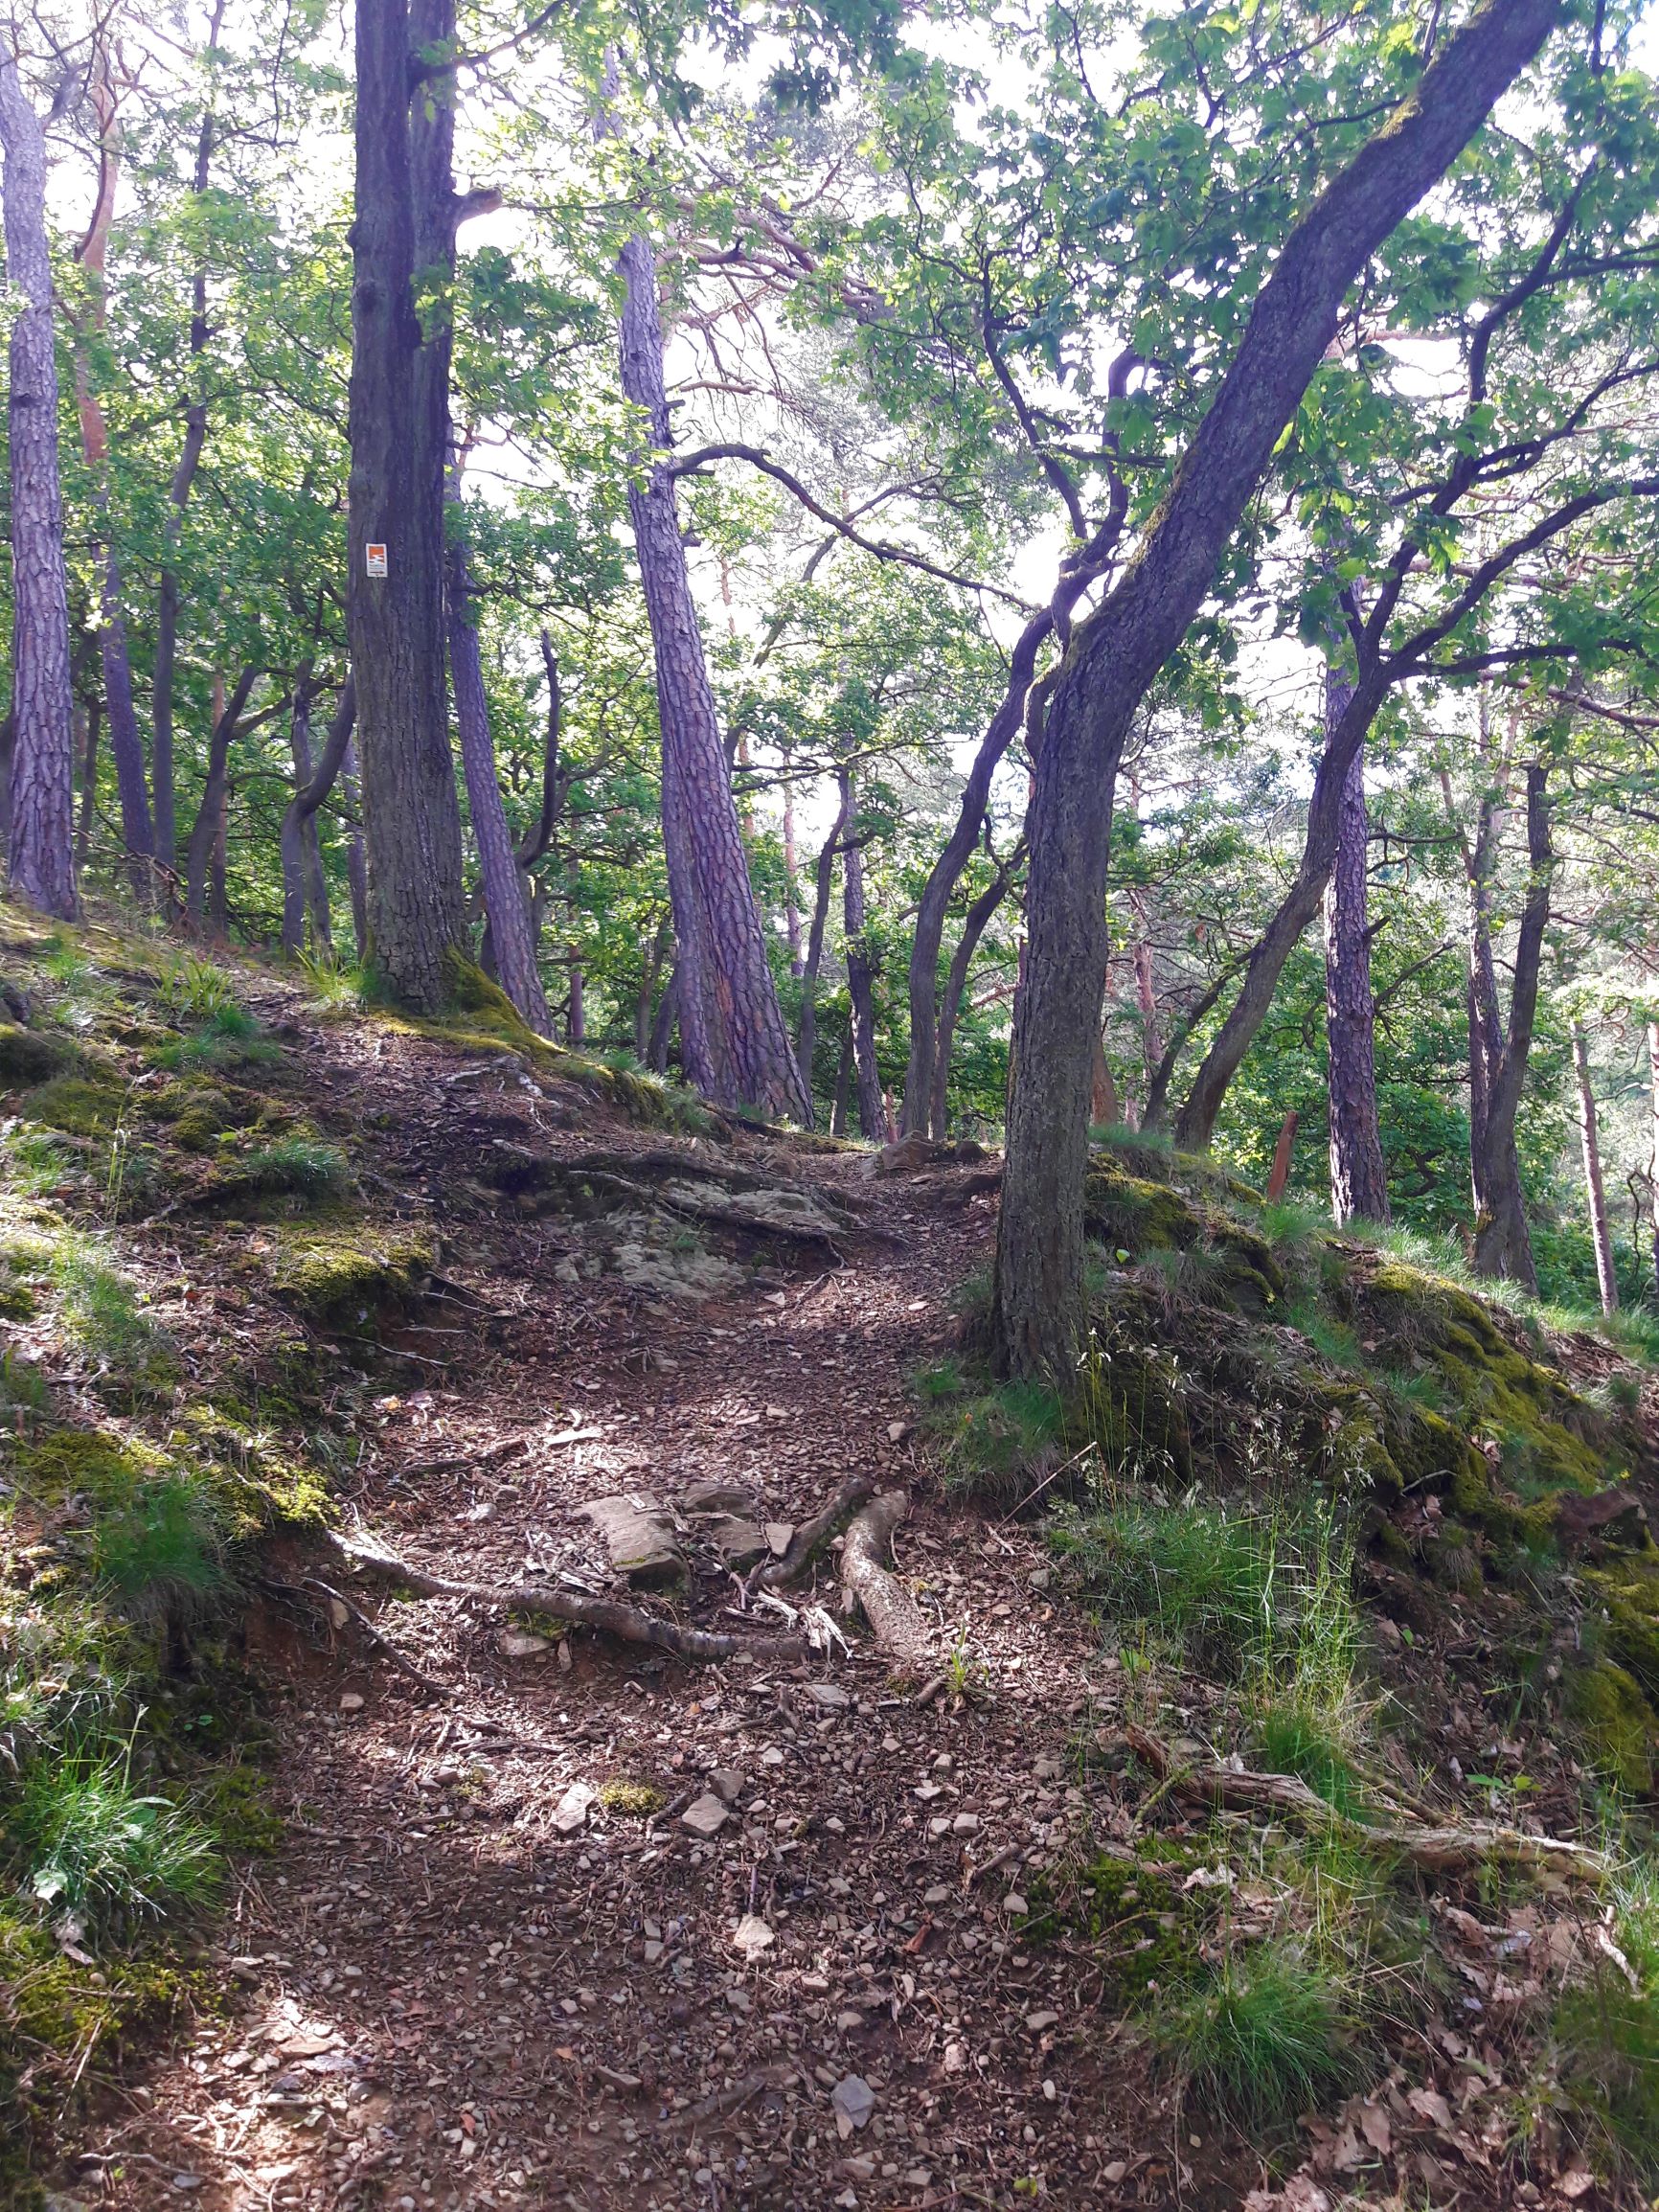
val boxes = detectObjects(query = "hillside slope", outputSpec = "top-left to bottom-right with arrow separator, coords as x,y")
2,900 -> 1658,2212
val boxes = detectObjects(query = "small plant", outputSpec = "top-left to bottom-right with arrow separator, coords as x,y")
0,1347 -> 48,1428
936,1378 -> 1064,1511
11,1748 -> 220,1938
156,1006 -> 282,1072
52,1238 -> 172,1383
297,948 -> 368,1013
1151,1941 -> 1353,2129
1554,1856 -> 1659,2180
913,1357 -> 967,1403
160,953 -> 239,1020
91,1474 -> 232,1630
237,1137 -> 352,1202
1053,1497 -> 1275,1674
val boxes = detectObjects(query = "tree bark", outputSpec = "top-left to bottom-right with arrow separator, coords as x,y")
647,965 -> 678,1073
830,1028 -> 853,1137
618,230 -> 808,1122
1266,1110 -> 1299,1201
796,784 -> 849,1107
74,696 -> 98,873
73,59 -> 151,896
930,855 -> 1017,1140
0,51 -> 77,919
840,769 -> 885,1140
152,0 -> 224,875
1322,673 -> 1391,1223
783,782 -> 804,975
1572,1022 -> 1618,1314
346,0 -> 469,1009
446,467 -> 550,1033
341,738 -> 369,959
1649,1020 -> 1659,1308
282,676 -> 355,956
900,606 -> 1051,1133
184,663 -> 258,920
993,0 -> 1561,1377
1468,763 -> 1551,1288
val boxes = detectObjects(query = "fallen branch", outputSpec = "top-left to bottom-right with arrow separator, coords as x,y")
323,1531 -> 807,1665
301,1575 -> 454,1697
841,1490 -> 934,1670
748,1472 -> 875,1594
1123,1727 -> 1606,1880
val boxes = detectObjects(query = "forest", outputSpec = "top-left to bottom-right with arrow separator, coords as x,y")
2,0 -> 1659,2205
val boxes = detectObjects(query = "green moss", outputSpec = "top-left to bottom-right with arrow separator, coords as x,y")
263,1223 -> 434,1334
12,1427 -> 160,1510
598,1777 -> 665,1817
1582,1561 -> 1659,1709
1564,1659 -> 1656,1794
148,1079 -> 268,1154
0,1022 -> 75,1088
17,1073 -> 126,1137
1020,1850 -> 1209,2002
1085,1164 -> 1284,1312
169,1402 -> 332,1531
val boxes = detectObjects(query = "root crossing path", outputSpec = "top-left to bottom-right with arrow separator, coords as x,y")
65,1010 -> 1156,2212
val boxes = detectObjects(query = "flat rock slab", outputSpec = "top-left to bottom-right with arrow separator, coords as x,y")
680,1479 -> 768,1567
577,1493 -> 682,1584
681,1792 -> 730,1838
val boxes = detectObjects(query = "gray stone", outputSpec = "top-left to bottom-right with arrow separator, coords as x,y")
681,1792 -> 730,1839
577,1494 -> 682,1584
831,2074 -> 876,2134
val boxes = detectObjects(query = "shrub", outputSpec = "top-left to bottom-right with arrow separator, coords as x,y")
159,953 -> 239,1020
236,1137 -> 352,1202
1151,1942 -> 1353,2129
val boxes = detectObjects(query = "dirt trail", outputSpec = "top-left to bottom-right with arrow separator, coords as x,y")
59,1007 -> 1166,2212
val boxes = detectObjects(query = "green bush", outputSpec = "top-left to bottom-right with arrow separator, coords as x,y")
91,1476 -> 232,1630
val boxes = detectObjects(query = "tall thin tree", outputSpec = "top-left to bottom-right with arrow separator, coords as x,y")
1322,664 -> 1391,1223
0,43 -> 75,918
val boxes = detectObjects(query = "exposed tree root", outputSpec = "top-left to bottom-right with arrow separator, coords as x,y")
749,1472 -> 875,1594
299,1575 -> 454,1696
323,1532 -> 808,1665
840,1490 -> 934,1670
1122,1727 -> 1607,1879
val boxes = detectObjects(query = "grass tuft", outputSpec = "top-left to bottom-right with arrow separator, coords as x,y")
91,1475 -> 233,1630
11,1751 -> 219,1938
1151,1941 -> 1353,2129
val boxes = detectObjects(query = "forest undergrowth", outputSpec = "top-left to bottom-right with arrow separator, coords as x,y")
3,896 -> 1659,2212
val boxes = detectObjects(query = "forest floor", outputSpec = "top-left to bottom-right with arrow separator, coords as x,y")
4,903 -> 1658,2212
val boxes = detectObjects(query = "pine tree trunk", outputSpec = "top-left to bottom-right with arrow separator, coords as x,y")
282,676 -> 354,957
346,0 -> 468,1010
0,54 -> 77,920
648,967 -> 678,1073
152,5 -> 224,876
1572,1023 -> 1618,1314
618,232 -> 807,1122
74,697 -> 98,872
185,665 -> 256,920
840,770 -> 885,1140
1322,680 -> 1390,1223
1648,1020 -> 1659,1308
445,481 -> 550,1033
830,1029 -> 853,1137
73,59 -> 151,897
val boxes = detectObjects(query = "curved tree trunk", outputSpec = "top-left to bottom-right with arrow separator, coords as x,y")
282,675 -> 355,956
1322,674 -> 1390,1223
1572,1023 -> 1617,1314
0,51 -> 76,919
993,0 -> 1560,1377
929,855 -> 1015,1140
840,768 -> 885,1140
446,473 -> 550,1033
795,785 -> 849,1108
618,231 -> 808,1122
345,0 -> 469,1010
1468,763 -> 1551,1288
899,606 -> 1051,1133
185,663 -> 257,920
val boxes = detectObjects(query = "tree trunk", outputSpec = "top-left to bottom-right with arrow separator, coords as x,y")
930,857 -> 1016,1140
1649,1021 -> 1659,1308
74,697 -> 99,873
184,664 -> 257,920
152,1 -> 224,875
635,914 -> 670,1060
993,0 -> 1560,1377
647,965 -> 678,1073
783,782 -> 804,975
0,53 -> 77,920
618,232 -> 807,1121
796,785 -> 850,1108
1266,1110 -> 1299,1201
1572,1023 -> 1618,1314
830,1029 -> 853,1137
900,606 -> 1051,1133
346,0 -> 469,1010
73,62 -> 151,898
839,770 -> 885,1140
1321,675 -> 1390,1223
282,676 -> 355,956
568,961 -> 584,1047
1468,764 -> 1551,1289
446,470 -> 550,1032
341,738 -> 370,959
